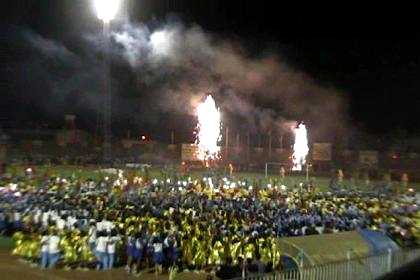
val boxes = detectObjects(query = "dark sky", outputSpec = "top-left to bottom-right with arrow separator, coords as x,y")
2,0 -> 420,138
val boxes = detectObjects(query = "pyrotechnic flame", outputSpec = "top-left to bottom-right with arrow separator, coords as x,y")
292,123 -> 309,171
195,95 -> 222,161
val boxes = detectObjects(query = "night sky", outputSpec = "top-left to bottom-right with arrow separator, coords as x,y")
2,1 -> 420,139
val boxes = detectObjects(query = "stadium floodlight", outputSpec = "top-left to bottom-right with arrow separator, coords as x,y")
93,0 -> 121,162
94,0 -> 121,23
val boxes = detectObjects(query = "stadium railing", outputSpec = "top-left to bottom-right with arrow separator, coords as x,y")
276,239 -> 315,267
232,248 -> 420,280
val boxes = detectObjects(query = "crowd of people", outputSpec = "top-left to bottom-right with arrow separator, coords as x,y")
0,167 -> 419,278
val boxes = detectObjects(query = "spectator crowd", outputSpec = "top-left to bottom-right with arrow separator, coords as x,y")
0,167 -> 418,278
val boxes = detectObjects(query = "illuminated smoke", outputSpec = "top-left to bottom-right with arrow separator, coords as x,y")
106,23 -> 347,135
292,123 -> 309,171
17,19 -> 347,141
195,95 -> 222,161
150,30 -> 173,56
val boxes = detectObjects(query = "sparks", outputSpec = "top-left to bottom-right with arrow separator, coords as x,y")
195,95 -> 222,161
292,123 -> 309,171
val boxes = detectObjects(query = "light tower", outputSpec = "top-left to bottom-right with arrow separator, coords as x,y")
94,0 -> 121,163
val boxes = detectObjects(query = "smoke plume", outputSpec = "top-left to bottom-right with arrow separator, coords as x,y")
107,21 -> 348,139
6,19 -> 348,140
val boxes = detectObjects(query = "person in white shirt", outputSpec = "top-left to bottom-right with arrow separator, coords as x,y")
88,221 -> 97,254
66,215 -> 76,230
315,223 -> 325,234
95,231 -> 109,270
47,229 -> 61,268
33,208 -> 41,226
106,229 -> 120,269
50,210 -> 59,223
39,230 -> 49,268
97,216 -> 114,233
56,216 -> 65,231
41,211 -> 50,228
301,225 -> 308,235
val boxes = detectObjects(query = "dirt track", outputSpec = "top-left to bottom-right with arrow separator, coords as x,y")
0,250 -> 208,280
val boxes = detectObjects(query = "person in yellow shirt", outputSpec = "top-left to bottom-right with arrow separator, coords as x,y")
210,239 -> 224,266
244,239 -> 255,260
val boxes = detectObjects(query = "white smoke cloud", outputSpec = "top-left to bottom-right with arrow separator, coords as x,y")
112,23 -> 150,67
24,30 -> 81,66
104,20 -> 347,137
14,19 -> 348,139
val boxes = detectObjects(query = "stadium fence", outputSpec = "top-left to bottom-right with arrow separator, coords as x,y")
233,248 -> 420,280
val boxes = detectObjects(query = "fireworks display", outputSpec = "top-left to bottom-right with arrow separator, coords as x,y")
292,123 -> 309,171
195,95 -> 222,161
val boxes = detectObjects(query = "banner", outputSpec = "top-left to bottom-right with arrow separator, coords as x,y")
181,144 -> 200,161
312,143 -> 332,161
359,150 -> 378,165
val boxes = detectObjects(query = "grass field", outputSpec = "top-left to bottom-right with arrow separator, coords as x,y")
0,236 -> 14,250
5,164 -> 419,192
0,252 -> 208,280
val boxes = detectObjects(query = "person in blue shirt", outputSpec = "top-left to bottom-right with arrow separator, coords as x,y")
0,211 -> 6,234
125,231 -> 136,274
152,234 -> 164,274
134,232 -> 146,273
39,229 -> 49,269
164,233 -> 178,268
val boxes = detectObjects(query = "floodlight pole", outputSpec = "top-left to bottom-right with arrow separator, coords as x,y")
225,126 -> 229,161
102,21 -> 112,163
94,0 -> 122,164
247,131 -> 250,164
265,163 -> 268,178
